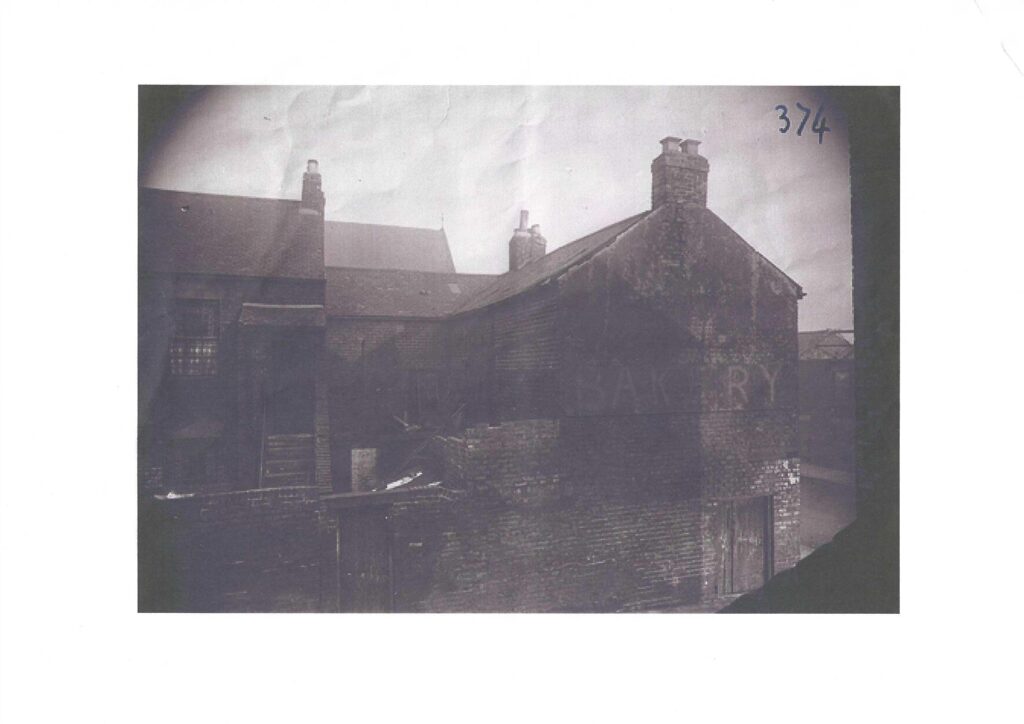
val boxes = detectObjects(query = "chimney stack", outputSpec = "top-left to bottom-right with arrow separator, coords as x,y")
509,210 -> 547,272
651,137 -> 709,209
300,158 -> 325,215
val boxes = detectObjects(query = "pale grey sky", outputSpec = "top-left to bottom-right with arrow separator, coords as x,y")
142,86 -> 852,331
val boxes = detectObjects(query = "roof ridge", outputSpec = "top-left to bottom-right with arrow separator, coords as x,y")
325,219 -> 446,233
325,266 -> 497,278
141,189 -> 453,237
140,186 -> 298,205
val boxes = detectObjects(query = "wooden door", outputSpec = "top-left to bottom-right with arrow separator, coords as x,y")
339,509 -> 392,612
719,496 -> 773,595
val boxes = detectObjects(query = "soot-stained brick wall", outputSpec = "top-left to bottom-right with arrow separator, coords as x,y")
139,486 -> 336,612
384,420 -> 704,612
386,418 -> 794,610
325,202 -> 801,610
549,205 -> 800,602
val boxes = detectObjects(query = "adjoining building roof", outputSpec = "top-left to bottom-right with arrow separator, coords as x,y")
451,211 -> 652,314
141,185 -> 802,322
139,188 -> 324,280
799,330 -> 854,360
326,268 -> 496,318
238,303 -> 326,328
325,221 -> 455,273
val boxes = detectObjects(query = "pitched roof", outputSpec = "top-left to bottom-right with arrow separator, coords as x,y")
446,206 -> 802,316
324,221 -> 455,273
451,211 -> 652,314
702,209 -> 803,297
139,188 -> 323,280
326,268 -> 496,318
799,330 -> 854,360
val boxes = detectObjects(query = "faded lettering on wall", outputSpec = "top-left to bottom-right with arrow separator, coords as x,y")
565,361 -> 788,415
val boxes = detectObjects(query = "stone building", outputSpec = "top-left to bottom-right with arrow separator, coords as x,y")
138,137 -> 804,612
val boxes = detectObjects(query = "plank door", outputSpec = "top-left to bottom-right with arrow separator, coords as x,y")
339,509 -> 392,612
718,496 -> 773,595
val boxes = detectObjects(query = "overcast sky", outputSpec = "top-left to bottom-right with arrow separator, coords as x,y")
142,86 -> 853,331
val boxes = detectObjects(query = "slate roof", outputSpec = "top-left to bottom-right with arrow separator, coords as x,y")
325,221 -> 455,273
326,268 -> 496,318
443,207 -> 802,315
799,330 -> 854,360
451,211 -> 651,314
141,185 -> 801,324
139,188 -> 324,280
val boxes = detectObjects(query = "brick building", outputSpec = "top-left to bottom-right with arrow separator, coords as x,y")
798,330 -> 855,471
139,137 -> 804,612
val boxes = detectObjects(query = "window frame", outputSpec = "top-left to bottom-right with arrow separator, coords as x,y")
169,298 -> 220,377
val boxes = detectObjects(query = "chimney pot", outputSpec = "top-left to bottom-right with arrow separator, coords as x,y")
651,136 -> 709,209
509,212 -> 546,271
301,159 -> 325,214
660,136 -> 683,154
681,139 -> 701,155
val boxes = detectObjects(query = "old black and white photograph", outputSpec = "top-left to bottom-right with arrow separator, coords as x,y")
7,1 -> 1024,722
136,85 -> 894,613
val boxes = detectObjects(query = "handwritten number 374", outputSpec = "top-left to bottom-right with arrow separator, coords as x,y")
775,103 -> 830,144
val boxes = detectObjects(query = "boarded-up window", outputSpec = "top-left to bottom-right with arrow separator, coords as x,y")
717,496 -> 773,595
170,299 -> 219,376
351,448 -> 378,492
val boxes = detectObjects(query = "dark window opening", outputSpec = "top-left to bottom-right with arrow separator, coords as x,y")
170,299 -> 219,376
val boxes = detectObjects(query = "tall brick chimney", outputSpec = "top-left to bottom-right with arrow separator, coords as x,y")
651,137 -> 709,208
509,209 -> 547,271
300,159 -> 325,215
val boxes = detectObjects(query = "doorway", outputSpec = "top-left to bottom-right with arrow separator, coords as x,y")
259,336 -> 316,487
264,337 -> 315,435
338,508 -> 393,612
718,496 -> 773,595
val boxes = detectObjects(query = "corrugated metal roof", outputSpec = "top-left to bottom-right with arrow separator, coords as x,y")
324,221 -> 455,272
139,188 -> 324,280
